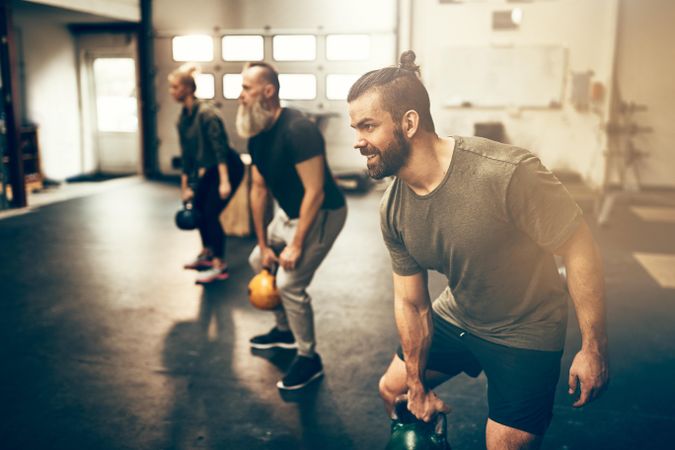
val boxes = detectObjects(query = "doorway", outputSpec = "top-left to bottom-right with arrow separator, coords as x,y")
77,32 -> 141,177
89,55 -> 139,174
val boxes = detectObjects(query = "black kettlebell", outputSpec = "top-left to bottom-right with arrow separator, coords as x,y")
385,398 -> 451,450
175,201 -> 201,230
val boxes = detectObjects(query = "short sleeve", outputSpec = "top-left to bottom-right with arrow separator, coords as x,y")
285,119 -> 324,164
506,155 -> 583,252
379,188 -> 424,276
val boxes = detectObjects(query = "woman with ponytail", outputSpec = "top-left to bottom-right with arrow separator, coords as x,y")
169,63 -> 244,284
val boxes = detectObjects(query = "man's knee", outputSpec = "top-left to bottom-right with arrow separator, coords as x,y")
379,373 -> 403,404
275,270 -> 312,304
276,278 -> 308,306
486,419 -> 543,450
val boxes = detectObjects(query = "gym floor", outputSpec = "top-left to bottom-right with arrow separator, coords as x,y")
1,180 -> 674,449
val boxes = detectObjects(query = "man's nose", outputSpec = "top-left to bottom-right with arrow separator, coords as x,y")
353,137 -> 367,149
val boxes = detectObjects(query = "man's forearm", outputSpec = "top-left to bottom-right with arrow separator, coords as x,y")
566,241 -> 608,353
250,184 -> 268,249
181,174 -> 189,191
395,295 -> 433,392
291,189 -> 324,248
217,163 -> 230,184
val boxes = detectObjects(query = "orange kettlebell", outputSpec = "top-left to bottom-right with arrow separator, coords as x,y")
248,268 -> 281,310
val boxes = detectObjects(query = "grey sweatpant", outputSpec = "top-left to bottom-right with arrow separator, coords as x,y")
248,205 -> 347,356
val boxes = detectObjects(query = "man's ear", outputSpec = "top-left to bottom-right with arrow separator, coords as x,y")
263,83 -> 275,100
401,110 -> 420,139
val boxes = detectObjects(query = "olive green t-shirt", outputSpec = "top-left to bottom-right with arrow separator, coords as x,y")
380,136 -> 583,351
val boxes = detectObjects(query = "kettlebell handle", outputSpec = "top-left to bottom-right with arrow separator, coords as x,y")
393,397 -> 447,437
434,411 -> 447,438
261,263 -> 279,276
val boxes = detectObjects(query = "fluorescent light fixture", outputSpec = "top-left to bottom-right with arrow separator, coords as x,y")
172,35 -> 214,62
195,73 -> 215,99
279,74 -> 316,100
273,35 -> 316,61
326,35 -> 370,61
222,35 -> 264,61
326,74 -> 360,100
223,74 -> 243,99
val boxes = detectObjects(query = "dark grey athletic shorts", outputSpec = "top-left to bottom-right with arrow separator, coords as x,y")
396,311 -> 563,435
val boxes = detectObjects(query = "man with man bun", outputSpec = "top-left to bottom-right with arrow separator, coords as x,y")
348,51 -> 609,449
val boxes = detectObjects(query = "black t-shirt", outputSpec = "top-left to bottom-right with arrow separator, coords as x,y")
248,108 -> 345,219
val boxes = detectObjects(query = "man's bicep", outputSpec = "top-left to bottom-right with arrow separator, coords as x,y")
507,156 -> 583,252
381,218 -> 424,278
393,271 -> 428,306
553,220 -> 597,259
295,155 -> 325,192
287,120 -> 325,163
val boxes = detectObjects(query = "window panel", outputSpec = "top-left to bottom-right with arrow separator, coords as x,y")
93,58 -> 137,132
273,35 -> 316,61
326,74 -> 360,100
279,74 -> 316,100
172,35 -> 214,62
326,35 -> 370,61
223,74 -> 243,99
195,73 -> 215,99
222,35 -> 264,61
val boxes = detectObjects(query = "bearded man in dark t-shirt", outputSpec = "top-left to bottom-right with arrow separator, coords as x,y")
348,51 -> 609,449
236,62 -> 347,391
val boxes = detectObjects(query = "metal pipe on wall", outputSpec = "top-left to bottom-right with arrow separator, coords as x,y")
0,0 -> 26,207
139,0 -> 159,177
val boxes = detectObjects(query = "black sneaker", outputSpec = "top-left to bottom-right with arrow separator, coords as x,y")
276,354 -> 324,390
249,327 -> 296,350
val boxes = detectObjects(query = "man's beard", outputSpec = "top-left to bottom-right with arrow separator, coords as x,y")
236,97 -> 275,138
363,127 -> 411,180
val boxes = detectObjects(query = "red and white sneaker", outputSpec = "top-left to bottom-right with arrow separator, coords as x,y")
195,265 -> 229,284
183,254 -> 213,271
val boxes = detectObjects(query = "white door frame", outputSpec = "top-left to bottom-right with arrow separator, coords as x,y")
76,33 -> 141,175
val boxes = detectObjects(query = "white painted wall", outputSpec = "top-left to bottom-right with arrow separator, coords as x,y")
13,1 -> 137,180
153,0 -> 397,175
17,0 -> 670,187
410,0 -> 619,188
25,0 -> 140,22
14,11 -> 83,180
236,0 -> 395,31
614,0 -> 675,188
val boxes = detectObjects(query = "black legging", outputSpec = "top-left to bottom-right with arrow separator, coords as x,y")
193,154 -> 244,259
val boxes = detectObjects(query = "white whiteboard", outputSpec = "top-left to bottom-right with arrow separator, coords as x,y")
438,46 -> 567,108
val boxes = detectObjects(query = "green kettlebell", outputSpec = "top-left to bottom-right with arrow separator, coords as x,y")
385,399 -> 451,450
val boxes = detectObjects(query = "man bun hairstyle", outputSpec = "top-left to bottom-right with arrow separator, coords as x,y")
398,50 -> 420,73
348,50 -> 435,133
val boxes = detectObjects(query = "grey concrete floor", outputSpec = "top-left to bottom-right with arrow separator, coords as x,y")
0,181 -> 674,449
